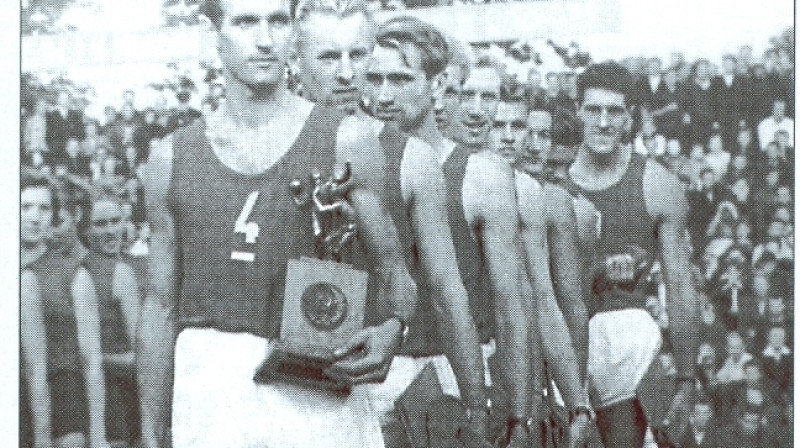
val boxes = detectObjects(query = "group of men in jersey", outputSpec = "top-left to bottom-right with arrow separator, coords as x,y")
137,0 -> 700,447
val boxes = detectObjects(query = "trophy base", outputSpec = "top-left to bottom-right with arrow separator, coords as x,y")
252,340 -> 351,396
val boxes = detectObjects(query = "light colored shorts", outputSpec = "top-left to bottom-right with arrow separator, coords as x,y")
367,341 -> 496,424
587,309 -> 662,408
172,328 -> 383,448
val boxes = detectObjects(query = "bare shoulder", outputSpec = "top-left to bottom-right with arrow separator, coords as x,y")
643,159 -> 688,222
541,182 -> 576,224
464,151 -> 517,214
335,115 -> 385,189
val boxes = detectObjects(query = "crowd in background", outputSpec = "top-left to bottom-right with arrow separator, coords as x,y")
21,24 -> 794,447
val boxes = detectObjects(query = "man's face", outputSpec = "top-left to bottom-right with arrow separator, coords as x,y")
297,11 -> 373,114
752,275 -> 769,297
578,88 -> 630,155
433,65 -> 463,136
545,73 -> 559,94
527,69 -> 542,88
768,298 -> 786,317
121,104 -> 135,121
768,327 -> 786,348
87,199 -> 124,256
695,61 -> 710,80
212,0 -> 293,92
722,57 -> 736,74
489,101 -> 529,162
775,186 -> 791,204
454,66 -> 501,147
364,44 -> 431,132
21,186 -> 53,245
527,110 -> 552,161
666,139 -> 682,156
744,365 -> 762,385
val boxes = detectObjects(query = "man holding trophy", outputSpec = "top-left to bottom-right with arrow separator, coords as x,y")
137,0 -> 417,446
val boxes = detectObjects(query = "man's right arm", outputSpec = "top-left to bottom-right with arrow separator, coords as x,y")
139,135 -> 178,447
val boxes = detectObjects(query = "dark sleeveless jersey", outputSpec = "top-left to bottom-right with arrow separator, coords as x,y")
83,252 -> 131,354
567,152 -> 658,313
25,249 -> 83,374
168,106 -> 344,338
381,125 -> 492,355
442,145 -> 493,343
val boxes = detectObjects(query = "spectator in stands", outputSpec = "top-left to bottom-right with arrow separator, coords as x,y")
166,91 -> 201,132
726,177 -> 751,218
46,90 -> 85,166
650,67 -> 685,142
79,193 -> 143,446
634,57 -> 666,118
89,144 -> 123,191
711,54 -> 749,146
121,89 -> 139,120
63,138 -> 91,178
109,104 -> 141,157
721,407 -> 765,447
751,169 -> 781,235
761,326 -> 792,392
699,298 -> 729,355
687,167 -> 725,249
686,143 -> 710,187
132,108 -> 163,164
757,98 -> 794,151
80,119 -> 103,158
715,331 -> 752,384
658,138 -> 692,184
733,125 -> 756,155
50,191 -> 89,261
683,59 -> 716,145
723,154 -> 750,186
752,219 -> 792,263
740,359 -> 782,410
633,118 -> 665,157
24,98 -> 50,161
733,220 -> 753,255
524,67 -> 546,110
678,400 -> 726,448
763,394 -> 793,448
704,134 -> 730,180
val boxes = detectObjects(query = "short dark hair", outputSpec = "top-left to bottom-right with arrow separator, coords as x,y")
200,0 -> 225,29
21,174 -> 59,225
375,16 -> 450,79
576,61 -> 633,105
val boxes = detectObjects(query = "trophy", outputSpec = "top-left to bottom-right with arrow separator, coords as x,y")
254,163 -> 368,394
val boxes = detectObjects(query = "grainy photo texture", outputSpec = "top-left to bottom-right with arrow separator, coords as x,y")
20,0 -> 794,447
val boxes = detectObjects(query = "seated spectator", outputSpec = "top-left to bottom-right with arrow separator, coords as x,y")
686,143 -> 710,187
757,98 -> 793,151
633,118 -> 666,157
132,108 -> 164,163
117,146 -> 139,180
722,154 -> 751,187
733,220 -> 753,255
81,119 -> 101,157
699,298 -> 729,354
751,169 -> 782,235
24,98 -> 50,158
718,407 -> 766,447
715,331 -> 752,384
108,104 -> 141,157
696,343 -> 718,388
735,359 -> 781,420
99,106 -> 117,136
657,138 -> 692,184
63,138 -> 91,178
704,134 -> 731,181
677,400 -> 726,448
761,326 -> 794,391
89,145 -> 124,190
733,126 -> 756,155
753,298 -> 793,352
166,91 -> 202,133
752,219 -> 792,263
688,167 -> 726,250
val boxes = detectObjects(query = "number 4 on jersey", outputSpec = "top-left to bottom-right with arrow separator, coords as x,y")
231,191 -> 260,262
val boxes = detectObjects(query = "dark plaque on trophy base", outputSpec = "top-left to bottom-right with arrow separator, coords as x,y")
254,164 -> 367,394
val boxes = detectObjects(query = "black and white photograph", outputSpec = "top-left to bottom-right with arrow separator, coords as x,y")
17,0 -> 795,446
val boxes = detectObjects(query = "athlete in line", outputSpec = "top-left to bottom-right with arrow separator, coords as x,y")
566,62 -> 699,448
138,0 -> 417,446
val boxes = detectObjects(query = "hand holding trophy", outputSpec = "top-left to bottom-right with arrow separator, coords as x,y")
254,162 -> 369,394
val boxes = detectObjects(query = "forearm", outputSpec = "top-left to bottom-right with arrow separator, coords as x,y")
83,359 -> 107,443
666,282 -> 700,377
26,370 -> 52,443
434,289 -> 487,408
138,298 -> 176,444
494,270 -> 535,417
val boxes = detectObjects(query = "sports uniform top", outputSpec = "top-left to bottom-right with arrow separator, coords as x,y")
167,105 -> 344,339
25,249 -> 84,375
82,252 -> 131,354
381,125 -> 492,355
442,146 -> 493,343
567,152 -> 658,314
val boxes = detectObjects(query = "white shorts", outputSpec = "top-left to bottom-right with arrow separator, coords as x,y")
587,309 -> 662,408
367,341 -> 496,424
172,328 -> 383,448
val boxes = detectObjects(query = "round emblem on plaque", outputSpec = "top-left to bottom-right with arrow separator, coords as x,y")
301,282 -> 349,331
